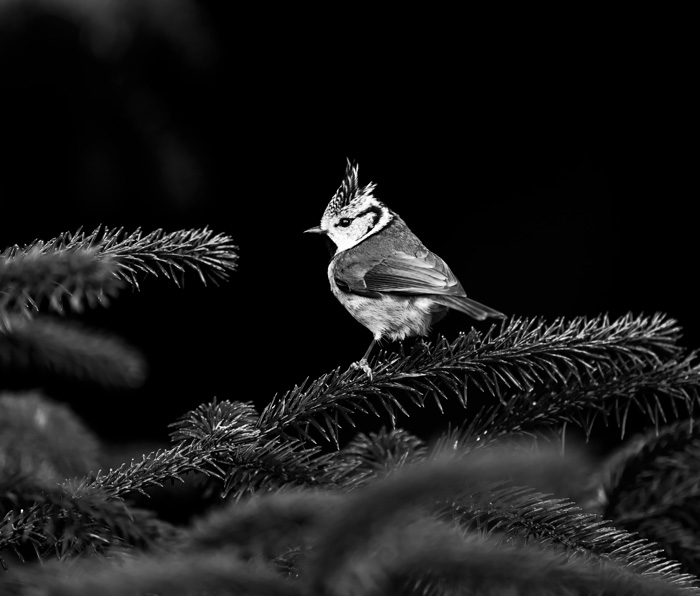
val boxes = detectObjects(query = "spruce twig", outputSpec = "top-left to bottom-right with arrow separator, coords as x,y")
0,316 -> 146,388
180,490 -> 336,558
450,483 -> 682,580
0,401 -> 342,558
596,420 -> 700,522
305,451 -> 700,594
0,244 -> 122,326
0,391 -> 100,483
370,522 -> 691,596
447,354 -> 700,452
591,420 -> 700,575
97,226 -> 239,289
0,226 -> 238,323
259,313 -> 689,446
0,479 -> 174,567
5,550 -> 299,596
330,428 -> 427,485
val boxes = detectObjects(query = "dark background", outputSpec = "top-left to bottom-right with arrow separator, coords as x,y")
0,4 -> 695,449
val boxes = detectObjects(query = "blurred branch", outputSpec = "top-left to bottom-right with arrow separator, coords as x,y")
0,391 -> 99,483
0,315 -> 146,388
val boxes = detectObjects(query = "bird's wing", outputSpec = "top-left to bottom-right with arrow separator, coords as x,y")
335,249 -> 465,297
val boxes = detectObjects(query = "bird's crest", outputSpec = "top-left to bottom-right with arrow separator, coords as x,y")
324,159 -> 377,216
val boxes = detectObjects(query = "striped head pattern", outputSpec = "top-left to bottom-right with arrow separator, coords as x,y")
318,160 -> 393,253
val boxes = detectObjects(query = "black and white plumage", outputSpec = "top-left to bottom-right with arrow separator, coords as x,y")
306,161 -> 505,364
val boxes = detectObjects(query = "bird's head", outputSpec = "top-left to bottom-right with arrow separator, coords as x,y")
305,160 -> 393,252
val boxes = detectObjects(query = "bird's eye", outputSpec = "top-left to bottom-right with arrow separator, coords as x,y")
338,218 -> 352,227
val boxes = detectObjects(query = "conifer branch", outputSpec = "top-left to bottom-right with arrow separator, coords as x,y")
97,226 -> 239,288
0,403 -> 250,559
305,451 -> 700,593
590,420 -> 700,576
450,483 -> 687,582
0,226 -> 238,322
4,550 -> 299,596
0,392 -> 100,483
4,312 -> 700,592
0,246 -> 122,326
449,354 -> 700,452
0,400 -> 343,558
371,523 -> 692,596
637,517 -> 700,579
330,428 -> 427,485
0,316 -> 146,388
0,393 -> 174,564
168,400 -> 350,499
259,313 -> 688,445
595,420 -> 700,523
0,479 -> 174,566
181,490 -> 335,558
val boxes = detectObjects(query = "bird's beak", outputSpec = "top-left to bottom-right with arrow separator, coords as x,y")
304,226 -> 325,234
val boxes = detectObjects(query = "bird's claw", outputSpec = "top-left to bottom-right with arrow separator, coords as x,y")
350,358 -> 373,379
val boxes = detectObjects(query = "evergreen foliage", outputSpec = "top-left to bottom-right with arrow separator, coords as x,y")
2,225 -> 700,594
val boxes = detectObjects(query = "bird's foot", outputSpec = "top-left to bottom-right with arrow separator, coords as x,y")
350,358 -> 373,380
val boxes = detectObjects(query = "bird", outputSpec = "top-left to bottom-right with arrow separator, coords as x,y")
305,160 -> 505,373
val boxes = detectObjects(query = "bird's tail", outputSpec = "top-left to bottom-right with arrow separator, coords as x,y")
431,295 -> 506,321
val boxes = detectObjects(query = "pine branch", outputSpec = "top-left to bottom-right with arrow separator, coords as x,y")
0,400 -> 341,557
97,226 -> 239,288
0,391 -> 99,484
169,400 -> 351,499
342,517 -> 690,596
0,244 -> 122,326
0,410 -> 235,559
2,550 -> 299,596
450,483 -> 683,580
181,490 -> 335,559
0,315 -> 146,388
329,428 -> 427,486
408,533 -> 691,596
447,354 -> 700,453
305,451 -> 700,594
595,420 -> 700,523
258,313 -> 688,445
0,226 -> 238,322
588,420 -> 700,576
0,478 -> 174,566
99,395 -> 364,522
637,516 -> 700,578
4,313 -> 697,585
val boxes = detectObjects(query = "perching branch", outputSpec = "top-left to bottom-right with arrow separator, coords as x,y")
258,313 -> 689,446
